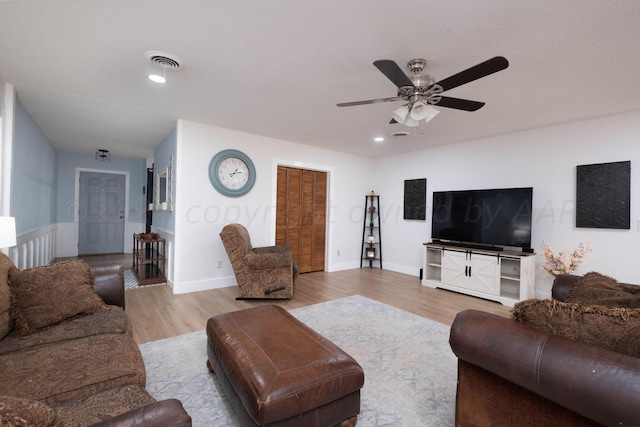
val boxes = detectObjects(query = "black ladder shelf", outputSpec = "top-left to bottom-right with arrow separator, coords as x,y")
361,194 -> 382,268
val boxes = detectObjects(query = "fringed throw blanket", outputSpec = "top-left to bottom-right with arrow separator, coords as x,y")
566,271 -> 640,308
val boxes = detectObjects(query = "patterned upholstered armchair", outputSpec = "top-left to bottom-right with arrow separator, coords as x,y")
220,223 -> 299,299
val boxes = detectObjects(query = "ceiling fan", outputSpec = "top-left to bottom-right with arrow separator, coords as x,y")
337,56 -> 509,126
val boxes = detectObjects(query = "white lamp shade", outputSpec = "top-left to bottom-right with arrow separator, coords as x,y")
391,105 -> 409,124
422,104 -> 440,123
0,217 -> 16,248
410,101 -> 440,123
409,101 -> 429,120
404,116 -> 420,127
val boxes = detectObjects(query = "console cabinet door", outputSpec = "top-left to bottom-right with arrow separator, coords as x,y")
441,250 -> 468,287
468,253 -> 500,295
441,250 -> 500,295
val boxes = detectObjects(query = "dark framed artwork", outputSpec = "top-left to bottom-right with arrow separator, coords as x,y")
404,178 -> 427,220
365,247 -> 376,259
576,161 -> 630,229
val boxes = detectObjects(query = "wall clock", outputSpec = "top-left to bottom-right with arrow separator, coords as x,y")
208,149 -> 256,197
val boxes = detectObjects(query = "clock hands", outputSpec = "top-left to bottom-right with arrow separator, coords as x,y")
229,169 -> 244,178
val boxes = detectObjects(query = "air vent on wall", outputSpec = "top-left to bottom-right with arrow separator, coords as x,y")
145,51 -> 183,71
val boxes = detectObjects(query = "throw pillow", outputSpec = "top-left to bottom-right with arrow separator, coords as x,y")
0,252 -> 17,340
512,298 -> 640,358
566,271 -> 640,308
0,395 -> 58,426
8,260 -> 107,335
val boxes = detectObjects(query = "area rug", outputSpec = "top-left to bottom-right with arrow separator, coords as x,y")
138,295 -> 458,426
124,268 -> 139,290
124,268 -> 165,290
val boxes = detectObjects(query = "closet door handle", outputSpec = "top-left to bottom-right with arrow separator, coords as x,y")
468,266 -> 472,277
465,266 -> 469,276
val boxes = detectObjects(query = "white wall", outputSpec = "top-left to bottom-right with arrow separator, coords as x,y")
173,120 -> 372,294
376,110 -> 640,298
0,81 -> 14,217
172,111 -> 640,298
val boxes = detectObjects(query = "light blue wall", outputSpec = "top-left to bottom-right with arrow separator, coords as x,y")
152,127 -> 176,232
11,96 -> 57,234
11,96 -> 147,236
56,153 -> 147,223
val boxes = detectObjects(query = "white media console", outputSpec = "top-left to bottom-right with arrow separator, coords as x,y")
422,242 -> 536,307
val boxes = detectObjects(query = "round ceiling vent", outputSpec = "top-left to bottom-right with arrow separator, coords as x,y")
145,51 -> 183,71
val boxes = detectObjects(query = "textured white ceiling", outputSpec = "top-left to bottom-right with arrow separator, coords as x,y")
0,0 -> 639,159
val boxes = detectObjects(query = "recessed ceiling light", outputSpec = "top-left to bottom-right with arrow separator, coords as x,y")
374,137 -> 384,142
148,74 -> 166,83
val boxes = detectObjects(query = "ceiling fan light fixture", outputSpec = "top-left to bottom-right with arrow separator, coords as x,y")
411,102 -> 440,123
423,105 -> 440,123
409,101 -> 428,120
391,105 -> 410,124
403,116 -> 420,127
95,149 -> 111,161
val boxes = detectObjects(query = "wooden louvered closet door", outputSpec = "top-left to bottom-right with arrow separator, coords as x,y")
276,166 -> 327,273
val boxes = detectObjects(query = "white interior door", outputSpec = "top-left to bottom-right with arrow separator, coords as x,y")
78,171 -> 125,255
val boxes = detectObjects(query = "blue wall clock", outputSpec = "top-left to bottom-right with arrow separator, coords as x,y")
208,149 -> 256,197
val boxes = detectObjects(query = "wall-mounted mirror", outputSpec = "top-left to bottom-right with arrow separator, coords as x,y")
154,155 -> 173,211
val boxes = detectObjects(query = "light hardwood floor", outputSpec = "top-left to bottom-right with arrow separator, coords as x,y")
78,254 -> 511,344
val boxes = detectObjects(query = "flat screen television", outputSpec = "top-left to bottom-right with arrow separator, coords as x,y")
431,187 -> 533,251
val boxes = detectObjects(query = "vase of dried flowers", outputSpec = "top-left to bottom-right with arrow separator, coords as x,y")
540,241 -> 591,276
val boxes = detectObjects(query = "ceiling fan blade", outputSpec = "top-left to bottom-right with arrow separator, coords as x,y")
337,97 -> 400,107
435,97 -> 485,111
435,56 -> 509,92
373,60 -> 415,88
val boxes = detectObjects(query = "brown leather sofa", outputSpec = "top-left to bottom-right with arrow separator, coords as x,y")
0,253 -> 192,426
449,274 -> 640,427
220,223 -> 299,299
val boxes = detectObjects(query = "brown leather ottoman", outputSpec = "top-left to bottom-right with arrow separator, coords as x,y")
206,305 -> 364,427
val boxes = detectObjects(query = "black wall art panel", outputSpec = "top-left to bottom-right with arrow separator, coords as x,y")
576,161 -> 630,229
404,178 -> 426,220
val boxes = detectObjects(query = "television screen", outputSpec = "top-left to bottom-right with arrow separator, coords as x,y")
431,187 -> 533,250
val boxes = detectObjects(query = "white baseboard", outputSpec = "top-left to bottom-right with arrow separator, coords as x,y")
326,260 -> 361,272
173,275 -> 236,294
